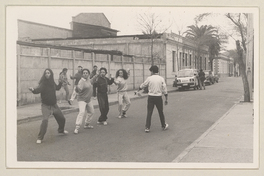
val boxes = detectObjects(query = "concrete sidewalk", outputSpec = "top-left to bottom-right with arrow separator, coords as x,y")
173,101 -> 254,163
17,86 -> 177,123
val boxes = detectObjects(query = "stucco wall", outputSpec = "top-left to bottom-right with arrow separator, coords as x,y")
17,43 -> 165,106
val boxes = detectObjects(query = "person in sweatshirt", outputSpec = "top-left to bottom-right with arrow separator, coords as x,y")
136,65 -> 169,133
59,68 -> 71,104
69,66 -> 83,103
28,68 -> 68,144
73,68 -> 99,134
114,68 -> 131,118
93,67 -> 114,125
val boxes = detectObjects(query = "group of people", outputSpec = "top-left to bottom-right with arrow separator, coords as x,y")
29,65 -> 169,144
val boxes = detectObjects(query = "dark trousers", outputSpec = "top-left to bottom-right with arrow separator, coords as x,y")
38,103 -> 66,140
97,92 -> 109,122
146,96 -> 166,129
93,84 -> 96,97
199,78 -> 205,89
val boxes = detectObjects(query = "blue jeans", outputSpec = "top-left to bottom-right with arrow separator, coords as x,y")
38,103 -> 66,140
146,96 -> 166,129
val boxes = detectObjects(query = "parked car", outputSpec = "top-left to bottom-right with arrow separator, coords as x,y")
204,70 -> 215,85
174,69 -> 199,90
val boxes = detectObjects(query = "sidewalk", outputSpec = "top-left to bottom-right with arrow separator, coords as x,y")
173,101 -> 254,163
17,86 -> 177,123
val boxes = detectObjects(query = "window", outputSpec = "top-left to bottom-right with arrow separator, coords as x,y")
180,52 -> 182,70
205,57 -> 206,70
172,51 -> 176,72
190,54 -> 192,66
185,53 -> 188,66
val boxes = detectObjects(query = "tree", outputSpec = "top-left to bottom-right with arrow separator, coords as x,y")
184,24 -> 221,69
226,13 -> 250,102
138,12 -> 171,65
195,13 -> 250,102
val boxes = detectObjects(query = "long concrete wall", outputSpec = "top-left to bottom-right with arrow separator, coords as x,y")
17,43 -> 166,106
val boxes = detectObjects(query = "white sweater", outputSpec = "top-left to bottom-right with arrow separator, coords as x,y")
140,74 -> 167,96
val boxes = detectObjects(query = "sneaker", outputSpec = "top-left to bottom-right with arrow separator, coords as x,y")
145,128 -> 150,133
118,115 -> 122,119
122,114 -> 127,118
74,128 -> 79,134
163,123 -> 169,131
59,130 -> 69,134
97,121 -> 107,125
36,139 -> 42,144
84,124 -> 94,129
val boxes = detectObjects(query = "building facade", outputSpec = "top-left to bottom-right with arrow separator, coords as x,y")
213,53 -> 233,77
33,32 -> 210,85
18,13 -> 215,86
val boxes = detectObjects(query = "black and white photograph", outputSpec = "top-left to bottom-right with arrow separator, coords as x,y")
3,2 -> 262,175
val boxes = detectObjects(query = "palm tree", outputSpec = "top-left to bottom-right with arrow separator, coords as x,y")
208,37 -> 221,70
184,25 -> 221,70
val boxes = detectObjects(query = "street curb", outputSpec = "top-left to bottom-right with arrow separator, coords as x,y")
17,89 -> 176,124
172,99 -> 242,163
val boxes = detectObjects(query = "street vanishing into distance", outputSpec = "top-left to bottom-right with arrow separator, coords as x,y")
17,77 -> 243,162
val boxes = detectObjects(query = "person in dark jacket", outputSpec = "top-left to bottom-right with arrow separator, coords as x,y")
93,67 -> 114,125
198,69 -> 206,90
29,68 -> 68,144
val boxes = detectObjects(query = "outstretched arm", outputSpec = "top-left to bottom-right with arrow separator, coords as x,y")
29,83 -> 43,94
107,77 -> 115,85
90,74 -> 99,85
55,81 -> 63,90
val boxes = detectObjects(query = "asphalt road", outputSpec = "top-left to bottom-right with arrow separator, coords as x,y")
17,77 -> 243,162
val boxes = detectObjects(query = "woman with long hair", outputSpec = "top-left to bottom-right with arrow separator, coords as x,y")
74,68 -> 98,134
114,68 -> 131,118
29,68 -> 68,144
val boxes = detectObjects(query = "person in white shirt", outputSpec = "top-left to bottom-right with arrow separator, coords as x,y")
137,65 -> 169,133
114,68 -> 131,118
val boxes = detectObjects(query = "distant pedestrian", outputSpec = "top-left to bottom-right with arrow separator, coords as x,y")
114,68 -> 131,118
198,69 -> 206,90
90,65 -> 98,99
93,67 -> 114,125
59,68 -> 71,104
69,66 -> 83,104
74,68 -> 99,134
28,68 -> 68,144
136,65 -> 168,133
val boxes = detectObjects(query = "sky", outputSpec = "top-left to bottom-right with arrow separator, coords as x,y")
7,6 -> 258,50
